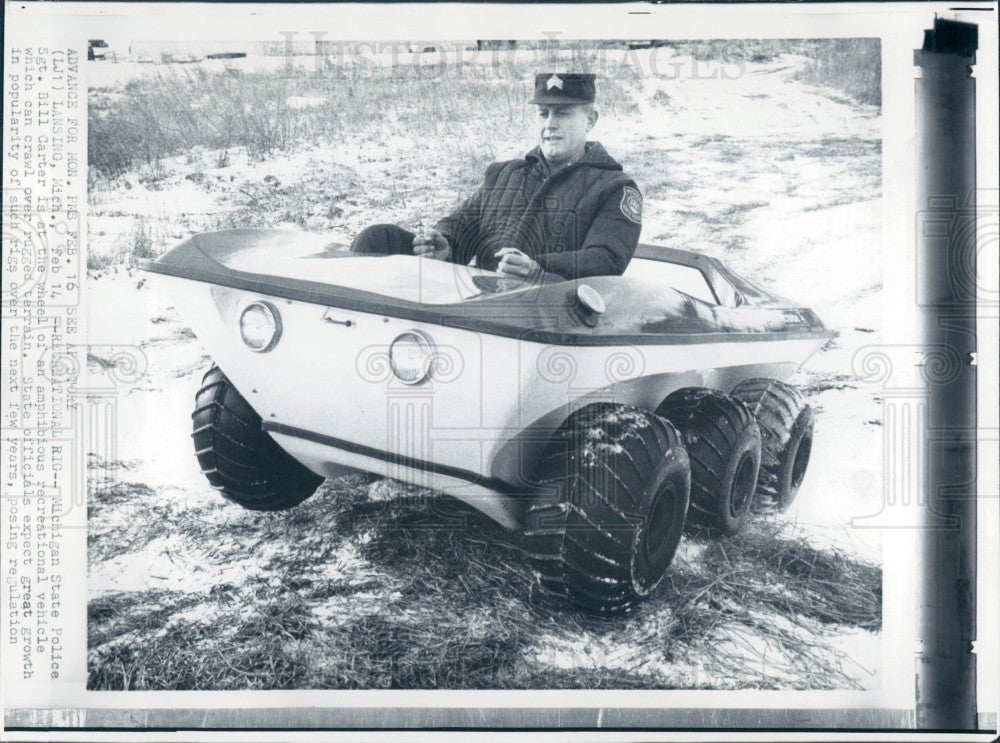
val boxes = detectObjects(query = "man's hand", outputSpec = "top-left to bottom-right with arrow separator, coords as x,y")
412,228 -> 452,261
495,248 -> 542,279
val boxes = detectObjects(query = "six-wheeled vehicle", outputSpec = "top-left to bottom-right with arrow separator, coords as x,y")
142,230 -> 831,614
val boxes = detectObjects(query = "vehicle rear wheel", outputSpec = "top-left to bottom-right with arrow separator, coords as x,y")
192,365 -> 323,511
731,378 -> 814,511
655,388 -> 761,537
523,403 -> 690,615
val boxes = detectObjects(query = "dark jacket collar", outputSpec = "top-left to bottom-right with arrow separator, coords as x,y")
524,141 -> 623,176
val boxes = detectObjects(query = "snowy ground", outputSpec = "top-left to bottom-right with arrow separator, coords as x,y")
86,47 -> 884,690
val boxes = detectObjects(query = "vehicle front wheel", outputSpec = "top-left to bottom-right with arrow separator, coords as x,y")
523,403 -> 690,615
656,388 -> 762,537
191,365 -> 323,511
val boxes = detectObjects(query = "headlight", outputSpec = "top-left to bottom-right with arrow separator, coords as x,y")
389,330 -> 435,385
239,301 -> 281,352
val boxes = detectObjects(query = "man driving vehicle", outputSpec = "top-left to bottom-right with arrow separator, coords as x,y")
350,72 -> 643,281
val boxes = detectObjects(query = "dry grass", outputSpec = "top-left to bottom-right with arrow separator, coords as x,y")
88,39 -> 877,181
88,471 -> 880,690
86,218 -> 159,271
88,59 -> 640,180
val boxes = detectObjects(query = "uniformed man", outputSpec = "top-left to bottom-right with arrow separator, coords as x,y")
350,73 -> 643,281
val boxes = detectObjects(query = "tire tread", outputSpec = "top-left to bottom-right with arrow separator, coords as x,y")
656,388 -> 761,536
523,403 -> 690,615
192,365 -> 322,511
731,378 -> 812,511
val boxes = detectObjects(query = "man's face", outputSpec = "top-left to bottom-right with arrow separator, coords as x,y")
536,104 -> 596,164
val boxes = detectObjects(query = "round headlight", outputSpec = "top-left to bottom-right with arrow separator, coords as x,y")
389,330 -> 435,385
239,301 -> 281,352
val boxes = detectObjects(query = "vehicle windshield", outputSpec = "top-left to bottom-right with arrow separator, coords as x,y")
622,258 -> 719,305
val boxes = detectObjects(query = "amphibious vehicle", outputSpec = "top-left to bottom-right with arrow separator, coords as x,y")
143,229 -> 832,614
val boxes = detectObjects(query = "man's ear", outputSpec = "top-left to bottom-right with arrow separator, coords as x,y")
587,109 -> 599,131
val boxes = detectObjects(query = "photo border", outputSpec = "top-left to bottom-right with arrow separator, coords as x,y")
2,0 -> 998,738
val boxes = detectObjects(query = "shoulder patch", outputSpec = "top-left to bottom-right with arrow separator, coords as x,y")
620,186 -> 643,224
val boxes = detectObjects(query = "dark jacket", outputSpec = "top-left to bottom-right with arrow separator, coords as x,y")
434,142 -> 642,279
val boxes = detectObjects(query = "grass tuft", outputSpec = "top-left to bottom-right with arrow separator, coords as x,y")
89,474 -> 880,690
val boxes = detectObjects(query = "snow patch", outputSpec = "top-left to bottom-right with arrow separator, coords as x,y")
89,535 -> 255,595
285,95 -> 327,109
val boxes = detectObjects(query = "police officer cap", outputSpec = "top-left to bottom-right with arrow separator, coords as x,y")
530,73 -> 596,105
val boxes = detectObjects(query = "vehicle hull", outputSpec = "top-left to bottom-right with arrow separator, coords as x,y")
157,274 -> 826,528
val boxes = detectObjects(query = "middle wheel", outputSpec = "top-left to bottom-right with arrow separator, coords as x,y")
523,403 -> 691,615
656,388 -> 762,537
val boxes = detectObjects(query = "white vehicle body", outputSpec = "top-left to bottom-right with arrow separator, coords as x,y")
145,229 -> 833,528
